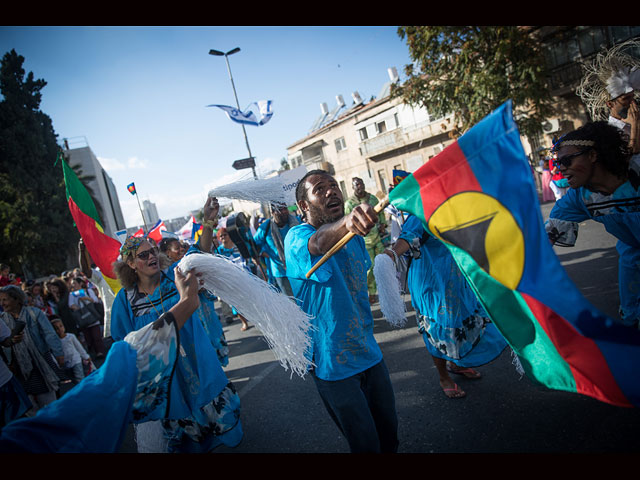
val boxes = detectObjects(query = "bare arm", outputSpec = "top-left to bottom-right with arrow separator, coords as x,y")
308,203 -> 379,256
383,238 -> 411,265
170,267 -> 201,330
198,197 -> 220,254
78,239 -> 92,277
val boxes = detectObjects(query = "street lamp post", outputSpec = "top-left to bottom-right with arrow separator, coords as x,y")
209,47 -> 258,180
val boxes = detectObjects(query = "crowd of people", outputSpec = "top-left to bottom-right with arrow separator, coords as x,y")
1,40 -> 639,454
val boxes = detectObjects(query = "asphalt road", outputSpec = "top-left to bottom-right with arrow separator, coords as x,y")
118,200 -> 640,453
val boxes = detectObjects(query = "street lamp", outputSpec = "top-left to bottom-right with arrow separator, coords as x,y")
209,47 -> 257,180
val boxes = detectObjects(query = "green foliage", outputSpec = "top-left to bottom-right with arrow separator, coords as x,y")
393,26 -> 554,139
0,49 -> 79,277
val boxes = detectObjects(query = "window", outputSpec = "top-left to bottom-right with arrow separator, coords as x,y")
358,128 -> 368,141
335,137 -> 346,152
376,121 -> 387,134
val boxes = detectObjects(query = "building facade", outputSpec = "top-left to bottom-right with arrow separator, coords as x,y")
287,68 -> 456,202
287,28 -> 640,202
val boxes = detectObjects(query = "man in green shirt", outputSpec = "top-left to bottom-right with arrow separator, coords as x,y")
344,177 -> 387,304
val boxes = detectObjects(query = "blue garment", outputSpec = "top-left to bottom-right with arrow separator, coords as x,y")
252,218 -> 294,278
110,266 -> 242,452
284,223 -> 383,381
22,306 -> 64,359
400,215 -> 507,367
546,180 -> 640,327
0,318 -> 173,452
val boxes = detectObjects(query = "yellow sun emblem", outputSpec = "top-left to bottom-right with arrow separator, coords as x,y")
427,191 -> 525,290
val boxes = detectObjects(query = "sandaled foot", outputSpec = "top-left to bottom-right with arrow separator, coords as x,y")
446,362 -> 481,379
241,324 -> 250,331
441,383 -> 466,399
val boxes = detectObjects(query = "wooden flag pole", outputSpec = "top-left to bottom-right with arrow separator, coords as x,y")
305,196 -> 389,279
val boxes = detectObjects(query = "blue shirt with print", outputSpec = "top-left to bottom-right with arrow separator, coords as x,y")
284,222 -> 382,381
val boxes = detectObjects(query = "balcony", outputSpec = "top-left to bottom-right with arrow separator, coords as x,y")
359,118 -> 452,158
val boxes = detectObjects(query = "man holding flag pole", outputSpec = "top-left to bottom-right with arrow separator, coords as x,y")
308,101 -> 640,409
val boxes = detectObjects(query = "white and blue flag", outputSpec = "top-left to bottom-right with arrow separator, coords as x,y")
208,100 -> 273,126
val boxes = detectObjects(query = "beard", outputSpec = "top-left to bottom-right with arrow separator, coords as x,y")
307,202 -> 344,226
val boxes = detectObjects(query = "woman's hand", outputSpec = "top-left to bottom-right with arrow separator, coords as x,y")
203,196 -> 220,225
175,267 -> 200,313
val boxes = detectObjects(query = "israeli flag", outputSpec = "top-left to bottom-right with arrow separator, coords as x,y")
208,100 -> 274,126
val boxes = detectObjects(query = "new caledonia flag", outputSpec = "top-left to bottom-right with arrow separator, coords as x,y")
389,100 -> 640,407
62,155 -> 121,295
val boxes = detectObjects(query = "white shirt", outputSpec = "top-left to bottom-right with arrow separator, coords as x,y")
59,333 -> 90,368
91,268 -> 116,338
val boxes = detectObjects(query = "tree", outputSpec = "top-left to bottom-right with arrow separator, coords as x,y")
393,26 -> 554,139
279,157 -> 290,172
0,49 -> 79,278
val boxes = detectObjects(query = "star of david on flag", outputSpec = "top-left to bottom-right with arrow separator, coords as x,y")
207,100 -> 273,126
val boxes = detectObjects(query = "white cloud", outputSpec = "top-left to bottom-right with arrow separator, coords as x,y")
127,157 -> 149,169
98,155 -> 149,171
98,157 -> 125,171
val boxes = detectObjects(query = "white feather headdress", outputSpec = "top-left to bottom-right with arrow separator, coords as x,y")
576,38 -> 640,121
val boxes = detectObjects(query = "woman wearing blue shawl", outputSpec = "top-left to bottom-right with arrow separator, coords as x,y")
546,121 -> 640,329
108,231 -> 242,453
0,265 -> 240,453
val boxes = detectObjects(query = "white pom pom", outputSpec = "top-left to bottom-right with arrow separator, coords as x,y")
178,254 -> 314,378
373,253 -> 407,327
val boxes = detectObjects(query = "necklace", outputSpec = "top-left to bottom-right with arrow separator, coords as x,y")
141,284 -> 166,316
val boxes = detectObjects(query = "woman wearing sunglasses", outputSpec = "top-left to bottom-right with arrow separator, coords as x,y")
109,219 -> 243,453
545,121 -> 640,329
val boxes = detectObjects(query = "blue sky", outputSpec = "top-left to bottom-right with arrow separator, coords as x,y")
0,26 -> 413,229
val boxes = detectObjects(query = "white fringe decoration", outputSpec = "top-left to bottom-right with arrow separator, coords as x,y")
178,253 -> 314,378
208,177 -> 290,204
373,253 -> 407,327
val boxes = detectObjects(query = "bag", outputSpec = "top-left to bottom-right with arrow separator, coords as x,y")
73,302 -> 102,329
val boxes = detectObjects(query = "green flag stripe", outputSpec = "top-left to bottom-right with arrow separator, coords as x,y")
389,174 -> 425,220
446,243 -> 578,393
61,156 -> 102,226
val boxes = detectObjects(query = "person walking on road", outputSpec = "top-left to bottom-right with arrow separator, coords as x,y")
285,169 -> 399,453
384,214 -> 508,398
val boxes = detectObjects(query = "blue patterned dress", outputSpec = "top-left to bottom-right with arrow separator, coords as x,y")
400,215 -> 507,367
111,267 -> 242,453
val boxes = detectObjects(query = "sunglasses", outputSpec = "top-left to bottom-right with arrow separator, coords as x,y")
136,247 -> 159,260
553,149 -> 589,169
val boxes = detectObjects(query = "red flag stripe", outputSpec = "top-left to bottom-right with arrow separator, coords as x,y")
416,142 -> 481,219
521,292 -> 631,407
68,198 -> 121,280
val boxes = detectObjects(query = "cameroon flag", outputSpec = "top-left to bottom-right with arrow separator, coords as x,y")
61,155 -> 121,295
389,101 -> 640,407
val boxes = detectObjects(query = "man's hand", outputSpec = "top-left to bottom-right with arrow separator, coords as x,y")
344,203 -> 379,237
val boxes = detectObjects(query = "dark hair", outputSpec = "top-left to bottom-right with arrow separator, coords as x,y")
555,121 -> 631,178
294,169 -> 331,204
294,169 -> 332,223
46,278 -> 69,298
159,237 -> 179,253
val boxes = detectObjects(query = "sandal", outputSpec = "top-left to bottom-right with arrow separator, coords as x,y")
442,383 -> 466,399
446,362 -> 481,379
